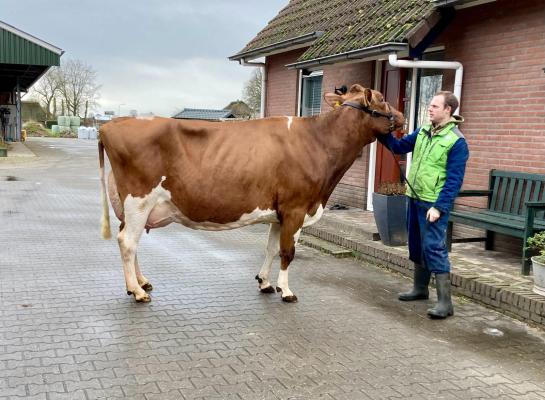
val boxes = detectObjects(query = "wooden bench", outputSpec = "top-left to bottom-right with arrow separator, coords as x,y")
446,169 -> 545,275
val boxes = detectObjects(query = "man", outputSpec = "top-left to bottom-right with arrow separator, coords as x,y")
377,91 -> 469,319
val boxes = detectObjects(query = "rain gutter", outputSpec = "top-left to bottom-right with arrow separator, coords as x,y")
285,43 -> 407,70
229,32 -> 324,62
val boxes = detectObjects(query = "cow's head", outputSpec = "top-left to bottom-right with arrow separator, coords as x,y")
324,84 -> 405,135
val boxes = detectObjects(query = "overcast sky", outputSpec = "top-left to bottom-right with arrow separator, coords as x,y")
2,0 -> 288,116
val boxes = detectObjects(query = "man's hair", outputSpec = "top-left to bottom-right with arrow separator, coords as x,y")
436,91 -> 459,116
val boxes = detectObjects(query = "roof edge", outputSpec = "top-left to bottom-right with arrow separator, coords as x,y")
286,43 -> 408,69
434,0 -> 496,8
0,20 -> 63,55
229,31 -> 324,62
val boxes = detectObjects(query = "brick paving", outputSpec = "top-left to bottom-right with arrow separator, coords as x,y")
1,137 -> 545,400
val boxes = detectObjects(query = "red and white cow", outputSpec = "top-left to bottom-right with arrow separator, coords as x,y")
98,85 -> 404,303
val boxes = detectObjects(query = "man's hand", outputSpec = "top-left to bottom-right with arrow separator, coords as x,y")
426,207 -> 441,223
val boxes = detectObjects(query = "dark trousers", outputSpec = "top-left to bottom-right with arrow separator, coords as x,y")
407,198 -> 451,274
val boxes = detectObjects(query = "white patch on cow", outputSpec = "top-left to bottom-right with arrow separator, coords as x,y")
302,204 -> 324,227
137,115 -> 155,120
257,224 -> 280,290
277,269 -> 293,297
174,207 -> 279,231
293,228 -> 301,244
286,116 -> 293,130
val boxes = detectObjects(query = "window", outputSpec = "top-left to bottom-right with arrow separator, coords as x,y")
300,70 -> 323,116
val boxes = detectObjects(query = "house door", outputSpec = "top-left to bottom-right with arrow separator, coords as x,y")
374,63 -> 407,190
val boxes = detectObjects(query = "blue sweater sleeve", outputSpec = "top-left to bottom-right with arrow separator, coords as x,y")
376,129 -> 419,154
434,139 -> 470,213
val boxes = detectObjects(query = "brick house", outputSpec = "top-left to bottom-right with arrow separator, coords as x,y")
230,0 -> 545,213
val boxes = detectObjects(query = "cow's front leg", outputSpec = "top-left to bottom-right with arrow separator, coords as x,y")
276,213 -> 304,302
256,223 -> 280,294
135,254 -> 153,292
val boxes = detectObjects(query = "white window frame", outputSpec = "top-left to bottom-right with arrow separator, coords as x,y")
298,70 -> 323,117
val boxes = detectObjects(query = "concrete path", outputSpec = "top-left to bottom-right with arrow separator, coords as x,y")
1,138 -> 545,400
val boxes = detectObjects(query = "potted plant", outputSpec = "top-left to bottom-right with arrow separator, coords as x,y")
527,231 -> 545,296
372,181 -> 407,246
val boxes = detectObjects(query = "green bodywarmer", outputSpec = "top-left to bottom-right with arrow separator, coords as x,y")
407,118 -> 464,202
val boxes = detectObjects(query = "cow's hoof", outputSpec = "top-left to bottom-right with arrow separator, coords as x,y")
260,286 -> 275,294
282,295 -> 298,303
127,290 -> 133,296
255,275 -> 263,284
135,293 -> 151,303
276,287 -> 282,293
141,282 -> 153,292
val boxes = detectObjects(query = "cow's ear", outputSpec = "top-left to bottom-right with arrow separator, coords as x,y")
323,92 -> 344,108
363,88 -> 373,107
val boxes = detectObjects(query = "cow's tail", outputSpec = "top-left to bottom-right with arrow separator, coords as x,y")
98,140 -> 112,239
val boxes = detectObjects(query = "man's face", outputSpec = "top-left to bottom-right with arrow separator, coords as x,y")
428,95 -> 451,126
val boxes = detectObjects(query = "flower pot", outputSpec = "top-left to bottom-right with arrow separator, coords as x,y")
372,192 -> 407,246
532,256 -> 545,296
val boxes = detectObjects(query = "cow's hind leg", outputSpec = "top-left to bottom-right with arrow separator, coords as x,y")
276,212 -> 304,302
255,223 -> 280,294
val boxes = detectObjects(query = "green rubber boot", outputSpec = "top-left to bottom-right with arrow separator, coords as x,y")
427,273 -> 454,319
398,264 -> 431,301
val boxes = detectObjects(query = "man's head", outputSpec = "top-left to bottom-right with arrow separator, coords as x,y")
428,91 -> 459,126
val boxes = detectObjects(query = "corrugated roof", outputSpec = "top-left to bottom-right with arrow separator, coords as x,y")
231,0 -> 436,65
172,108 -> 235,121
0,20 -> 63,92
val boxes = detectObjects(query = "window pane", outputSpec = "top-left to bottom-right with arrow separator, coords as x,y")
301,75 -> 323,116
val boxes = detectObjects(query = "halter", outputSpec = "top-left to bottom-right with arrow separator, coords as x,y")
341,101 -> 395,132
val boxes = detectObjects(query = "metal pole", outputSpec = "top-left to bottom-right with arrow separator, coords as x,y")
16,80 -> 22,141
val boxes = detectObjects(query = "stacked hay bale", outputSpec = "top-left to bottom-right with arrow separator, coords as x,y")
51,116 -> 80,136
70,116 -> 80,134
56,116 -> 72,135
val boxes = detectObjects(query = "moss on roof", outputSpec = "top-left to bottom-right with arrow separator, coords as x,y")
233,0 -> 436,63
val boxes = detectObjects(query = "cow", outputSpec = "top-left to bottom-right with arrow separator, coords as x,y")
98,84 -> 405,303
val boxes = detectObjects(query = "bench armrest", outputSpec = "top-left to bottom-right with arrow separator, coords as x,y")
525,201 -> 545,209
457,190 -> 492,197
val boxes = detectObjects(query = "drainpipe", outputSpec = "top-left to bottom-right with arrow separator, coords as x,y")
240,59 -> 266,118
388,53 -> 463,114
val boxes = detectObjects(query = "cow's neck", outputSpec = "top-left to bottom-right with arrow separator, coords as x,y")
313,108 -> 378,201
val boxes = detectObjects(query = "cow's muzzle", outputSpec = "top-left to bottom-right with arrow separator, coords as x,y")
341,101 -> 396,132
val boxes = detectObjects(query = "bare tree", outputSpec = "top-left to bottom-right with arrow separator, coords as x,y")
29,67 -> 61,120
242,68 -> 262,117
58,59 -> 100,117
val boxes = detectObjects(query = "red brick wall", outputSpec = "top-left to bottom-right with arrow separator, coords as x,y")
436,0 -> 545,188
435,0 -> 545,254
265,49 -> 306,117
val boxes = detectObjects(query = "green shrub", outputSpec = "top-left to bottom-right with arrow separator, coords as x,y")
527,231 -> 545,263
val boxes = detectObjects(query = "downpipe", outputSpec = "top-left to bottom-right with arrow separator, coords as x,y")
388,53 -> 463,114
240,59 -> 266,118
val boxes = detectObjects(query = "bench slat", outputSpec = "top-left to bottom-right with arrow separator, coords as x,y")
513,178 -> 525,214
497,176 -> 509,213
490,175 -> 501,211
505,177 -> 517,213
